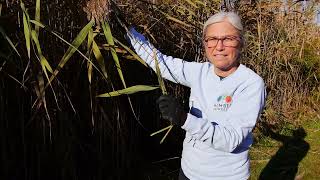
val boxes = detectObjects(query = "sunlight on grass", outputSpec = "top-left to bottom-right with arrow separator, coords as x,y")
250,118 -> 320,179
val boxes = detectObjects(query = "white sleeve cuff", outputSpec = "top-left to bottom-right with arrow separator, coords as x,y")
181,113 -> 208,133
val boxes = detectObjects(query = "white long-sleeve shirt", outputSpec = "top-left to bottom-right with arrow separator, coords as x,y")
128,28 -> 266,180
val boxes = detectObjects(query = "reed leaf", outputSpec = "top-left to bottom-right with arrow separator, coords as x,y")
35,73 -> 45,108
92,38 -> 108,79
0,27 -> 20,57
6,73 -> 26,89
150,49 -> 173,144
21,1 -> 31,59
101,21 -> 126,87
150,125 -> 171,136
21,12 -> 58,109
114,38 -> 147,67
87,28 -> 94,50
87,60 -> 93,83
87,28 -> 94,83
153,49 -> 167,95
30,20 -> 45,28
101,44 -> 127,54
31,29 -> 58,109
158,10 -> 193,28
40,55 -> 53,74
101,21 -> 143,127
29,20 -> 106,108
31,30 -> 53,73
37,73 -> 52,141
35,0 -> 40,33
29,20 -> 101,76
166,16 -> 193,28
96,85 -> 159,97
160,125 -> 173,144
49,20 -> 94,82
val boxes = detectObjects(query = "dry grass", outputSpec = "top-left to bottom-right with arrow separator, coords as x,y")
119,0 -> 320,126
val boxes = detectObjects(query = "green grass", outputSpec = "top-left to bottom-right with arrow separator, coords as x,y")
250,118 -> 320,179
297,119 -> 320,179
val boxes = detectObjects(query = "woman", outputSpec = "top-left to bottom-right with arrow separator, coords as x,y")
128,12 -> 266,180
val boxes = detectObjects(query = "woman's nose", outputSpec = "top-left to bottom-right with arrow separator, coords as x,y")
215,39 -> 224,51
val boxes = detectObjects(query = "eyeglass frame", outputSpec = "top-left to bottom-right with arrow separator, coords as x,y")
203,35 -> 242,48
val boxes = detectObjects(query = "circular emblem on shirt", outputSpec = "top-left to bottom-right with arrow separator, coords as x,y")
225,96 -> 232,103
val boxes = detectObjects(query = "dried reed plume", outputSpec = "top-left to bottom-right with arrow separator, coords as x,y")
83,0 -> 110,25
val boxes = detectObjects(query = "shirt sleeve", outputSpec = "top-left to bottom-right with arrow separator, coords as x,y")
127,27 -> 198,87
181,78 -> 266,152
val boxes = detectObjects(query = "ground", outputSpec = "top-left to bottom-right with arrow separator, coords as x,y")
250,118 -> 320,179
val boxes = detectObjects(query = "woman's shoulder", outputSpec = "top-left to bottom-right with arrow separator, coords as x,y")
239,64 -> 264,84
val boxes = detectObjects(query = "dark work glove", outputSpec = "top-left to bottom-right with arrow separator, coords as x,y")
156,95 -> 188,126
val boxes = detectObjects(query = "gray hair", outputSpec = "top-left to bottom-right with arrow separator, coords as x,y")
203,12 -> 243,37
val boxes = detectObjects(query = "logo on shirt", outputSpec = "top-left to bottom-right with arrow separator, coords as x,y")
213,95 -> 233,111
217,95 -> 232,104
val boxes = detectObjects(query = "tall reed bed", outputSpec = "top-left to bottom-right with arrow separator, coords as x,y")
121,0 -> 320,126
237,1 -> 320,127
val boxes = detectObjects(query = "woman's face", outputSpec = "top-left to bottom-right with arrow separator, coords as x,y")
204,21 -> 242,75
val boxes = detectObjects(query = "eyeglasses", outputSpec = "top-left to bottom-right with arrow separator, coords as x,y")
204,35 -> 241,48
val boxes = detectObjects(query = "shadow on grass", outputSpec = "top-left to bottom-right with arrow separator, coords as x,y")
259,124 -> 310,180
